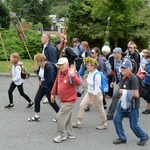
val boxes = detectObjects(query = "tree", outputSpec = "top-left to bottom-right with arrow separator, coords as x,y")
9,0 -> 22,19
22,0 -> 52,28
0,2 -> 10,29
89,0 -> 150,50
67,0 -> 104,48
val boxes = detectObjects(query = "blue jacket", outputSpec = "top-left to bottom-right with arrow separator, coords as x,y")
37,61 -> 57,90
144,63 -> 150,85
42,43 -> 58,63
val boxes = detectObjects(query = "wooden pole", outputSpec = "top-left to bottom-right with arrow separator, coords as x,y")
23,41 -> 34,65
0,34 -> 12,76
0,34 -> 9,63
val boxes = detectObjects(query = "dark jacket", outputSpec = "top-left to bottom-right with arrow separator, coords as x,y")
106,53 -> 114,71
42,43 -> 58,63
37,61 -> 57,90
97,56 -> 107,75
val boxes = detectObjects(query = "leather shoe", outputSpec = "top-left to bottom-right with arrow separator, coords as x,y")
107,115 -> 113,120
142,109 -> 150,114
137,135 -> 149,146
113,138 -> 126,144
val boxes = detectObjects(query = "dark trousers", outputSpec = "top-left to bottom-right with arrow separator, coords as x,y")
8,82 -> 31,104
34,86 -> 59,113
76,59 -> 83,71
107,87 -> 120,117
105,75 -> 114,97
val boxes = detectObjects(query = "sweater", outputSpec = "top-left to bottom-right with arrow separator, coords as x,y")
51,69 -> 81,103
12,65 -> 24,85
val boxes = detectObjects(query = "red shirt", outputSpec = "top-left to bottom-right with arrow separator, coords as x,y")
51,70 -> 81,103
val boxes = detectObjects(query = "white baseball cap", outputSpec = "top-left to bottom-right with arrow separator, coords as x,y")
57,57 -> 68,65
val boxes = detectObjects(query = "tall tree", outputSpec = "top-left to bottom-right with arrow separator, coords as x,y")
89,0 -> 150,50
22,0 -> 52,28
0,1 -> 10,29
67,0 -> 105,48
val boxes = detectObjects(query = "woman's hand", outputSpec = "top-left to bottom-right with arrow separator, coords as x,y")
88,100 -> 94,107
110,82 -> 114,88
51,94 -> 55,103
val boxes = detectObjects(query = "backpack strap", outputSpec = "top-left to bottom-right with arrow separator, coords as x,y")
93,71 -> 100,90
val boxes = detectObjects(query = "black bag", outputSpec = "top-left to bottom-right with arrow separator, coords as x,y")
136,75 -> 147,99
63,47 -> 79,65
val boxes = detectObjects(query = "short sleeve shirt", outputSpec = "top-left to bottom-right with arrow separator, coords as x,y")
119,73 -> 140,108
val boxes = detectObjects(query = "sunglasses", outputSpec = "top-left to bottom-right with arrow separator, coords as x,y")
91,52 -> 95,54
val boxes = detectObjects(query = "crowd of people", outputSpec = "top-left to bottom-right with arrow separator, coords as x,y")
4,33 -> 150,146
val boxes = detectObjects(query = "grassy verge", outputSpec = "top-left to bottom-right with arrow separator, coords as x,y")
0,59 -> 37,73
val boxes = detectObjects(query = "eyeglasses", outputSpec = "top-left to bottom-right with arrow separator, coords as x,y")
91,52 -> 95,54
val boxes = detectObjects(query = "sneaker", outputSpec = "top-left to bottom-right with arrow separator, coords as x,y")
43,97 -> 49,104
68,135 -> 75,139
26,102 -> 34,108
53,135 -> 67,143
28,116 -> 40,122
53,118 -> 57,122
4,104 -> 14,108
96,124 -> 107,130
137,135 -> 149,146
72,122 -> 82,128
113,138 -> 127,144
84,105 -> 90,112
142,109 -> 150,114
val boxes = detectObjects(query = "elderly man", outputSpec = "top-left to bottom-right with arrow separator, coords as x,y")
113,60 -> 149,146
51,57 -> 81,143
101,45 -> 114,99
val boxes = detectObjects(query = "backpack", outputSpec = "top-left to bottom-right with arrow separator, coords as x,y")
105,60 -> 112,75
63,47 -> 79,65
20,65 -> 30,79
136,75 -> 147,99
69,72 -> 84,97
93,71 -> 109,93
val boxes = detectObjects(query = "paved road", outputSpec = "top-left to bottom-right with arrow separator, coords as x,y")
0,75 -> 150,150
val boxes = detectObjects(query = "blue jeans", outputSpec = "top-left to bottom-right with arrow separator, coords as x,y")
114,102 -> 147,140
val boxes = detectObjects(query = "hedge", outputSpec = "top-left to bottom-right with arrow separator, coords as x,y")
0,25 -> 59,60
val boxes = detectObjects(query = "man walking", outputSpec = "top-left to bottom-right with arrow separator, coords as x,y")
113,60 -> 149,146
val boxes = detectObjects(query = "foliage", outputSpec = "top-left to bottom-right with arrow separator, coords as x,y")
67,0 -> 104,48
0,25 -> 58,60
0,2 -> 10,29
50,3 -> 70,18
88,0 -> 150,50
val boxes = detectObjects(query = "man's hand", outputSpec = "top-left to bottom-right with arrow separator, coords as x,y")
68,65 -> 76,77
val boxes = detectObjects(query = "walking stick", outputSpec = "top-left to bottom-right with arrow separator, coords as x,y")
0,34 -> 9,63
0,34 -> 12,76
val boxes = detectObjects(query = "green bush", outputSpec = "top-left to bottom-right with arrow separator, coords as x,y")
0,25 -> 59,60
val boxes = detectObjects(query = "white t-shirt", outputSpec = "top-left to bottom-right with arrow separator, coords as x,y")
86,70 -> 102,95
39,67 -> 45,81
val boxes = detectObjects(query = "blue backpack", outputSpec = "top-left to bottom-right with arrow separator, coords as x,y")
93,71 -> 109,93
